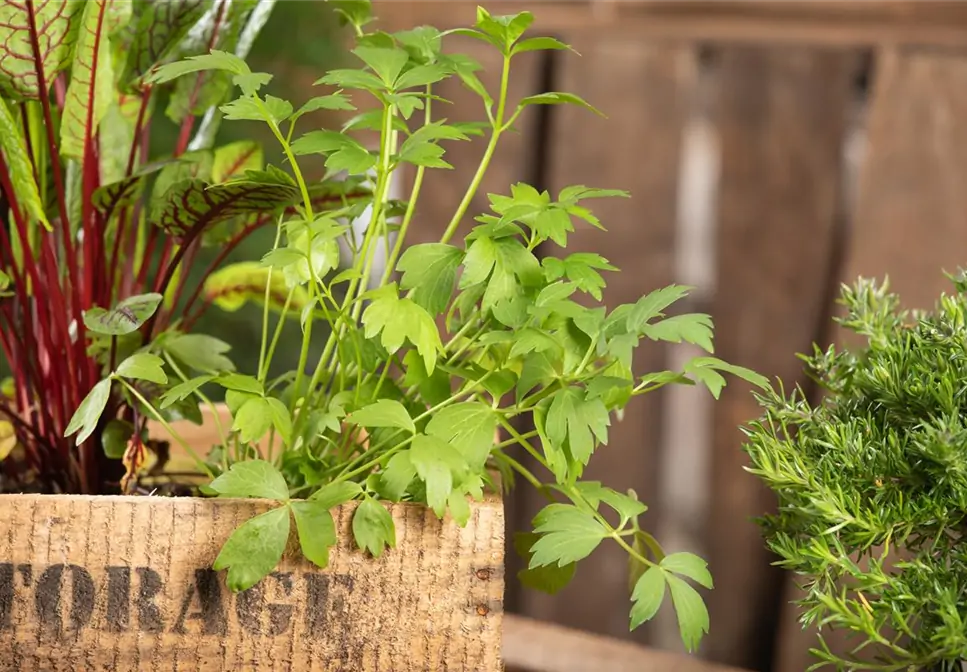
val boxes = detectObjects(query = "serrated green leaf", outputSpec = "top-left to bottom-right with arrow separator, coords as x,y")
353,45 -> 409,85
361,285 -> 443,374
660,552 -> 713,589
397,243 -> 463,316
232,397 -> 274,444
352,496 -> 396,558
101,419 -> 134,459
643,313 -> 715,353
160,375 -> 214,409
315,68 -> 385,93
402,350 -> 451,408
60,0 -> 114,159
0,1 -> 81,99
208,459 -> 288,500
666,574 -> 710,652
291,500 -> 337,569
529,503 -> 607,567
146,48 -> 251,84
219,373 -> 263,395
290,129 -> 376,174
83,293 -> 163,336
65,379 -> 112,445
0,97 -> 49,229
309,481 -> 362,509
546,386 -> 610,469
165,334 -> 235,373
687,357 -> 770,393
116,352 -> 167,385
266,397 -> 292,445
518,92 -> 603,117
571,481 -> 648,523
293,92 -> 355,122
221,94 -> 292,124
514,532 -> 576,594
213,506 -> 288,592
379,450 -> 416,500
630,567 -> 666,629
627,285 -> 692,333
348,399 -> 415,434
410,434 -> 468,518
425,402 -> 497,471
512,36 -> 573,55
395,63 -> 450,90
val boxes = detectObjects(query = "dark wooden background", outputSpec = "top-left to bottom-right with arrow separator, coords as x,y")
369,2 -> 967,670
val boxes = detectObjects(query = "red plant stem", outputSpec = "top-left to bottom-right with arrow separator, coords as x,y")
151,240 -> 173,295
175,0 -> 228,156
135,225 -> 159,289
160,238 -> 200,327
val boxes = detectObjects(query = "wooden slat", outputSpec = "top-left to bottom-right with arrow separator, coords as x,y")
705,46 -> 857,669
373,1 -> 967,49
773,45 -> 967,672
503,614 -> 751,672
510,35 -> 694,642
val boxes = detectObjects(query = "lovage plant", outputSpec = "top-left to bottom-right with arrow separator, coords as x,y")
744,275 -> 967,670
0,0 -> 370,494
66,2 -> 767,649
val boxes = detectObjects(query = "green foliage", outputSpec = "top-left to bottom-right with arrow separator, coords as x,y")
743,275 -> 967,670
59,1 -> 766,650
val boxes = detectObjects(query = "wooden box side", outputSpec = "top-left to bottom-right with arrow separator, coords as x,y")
0,494 -> 503,671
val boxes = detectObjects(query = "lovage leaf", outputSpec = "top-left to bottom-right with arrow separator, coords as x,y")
290,500 -> 337,569
208,459 -> 289,500
685,356 -> 770,400
546,387 -> 610,472
61,0 -> 115,159
309,481 -> 362,509
361,285 -> 443,374
626,285 -> 692,334
213,506 -> 289,592
352,496 -> 396,558
425,402 -> 497,471
643,313 -> 715,353
397,243 -> 463,316
348,399 -> 415,434
410,434 -> 468,518
165,334 -> 235,373
159,375 -> 214,409
83,293 -> 163,336
65,379 -> 112,445
630,567 -> 667,630
514,532 -> 576,595
379,451 -> 417,501
156,168 -> 301,238
0,1 -> 81,99
518,92 -> 603,117
666,574 -> 710,652
101,419 -> 133,460
121,0 -> 210,89
232,396 -> 274,445
660,552 -> 713,590
0,97 -> 49,229
529,503 -> 608,568
116,352 -> 168,385
290,130 -> 376,175
146,48 -> 251,84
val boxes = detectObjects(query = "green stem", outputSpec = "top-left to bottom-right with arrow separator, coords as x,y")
258,219 -> 284,382
439,54 -> 511,245
118,378 -> 213,479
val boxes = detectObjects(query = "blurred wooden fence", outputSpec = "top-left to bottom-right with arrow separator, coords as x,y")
369,2 -> 967,670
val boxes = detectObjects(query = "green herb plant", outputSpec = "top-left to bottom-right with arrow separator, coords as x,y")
68,2 -> 767,649
743,274 -> 967,671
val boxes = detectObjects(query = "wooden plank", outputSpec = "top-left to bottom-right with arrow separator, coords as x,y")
373,1 -> 967,50
510,35 -> 693,642
773,45 -> 967,672
705,46 -> 856,669
503,614 -> 751,672
0,493 -> 503,671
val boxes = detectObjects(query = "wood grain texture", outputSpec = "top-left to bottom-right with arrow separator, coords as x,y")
511,35 -> 693,642
705,46 -> 856,670
0,494 -> 504,671
502,614 -> 750,672
372,1 -> 967,49
773,45 -> 967,672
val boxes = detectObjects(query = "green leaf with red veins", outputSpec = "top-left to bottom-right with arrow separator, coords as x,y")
155,167 -> 300,238
121,0 -> 210,90
60,0 -> 114,159
0,0 -> 83,100
212,140 -> 263,183
0,97 -> 49,229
